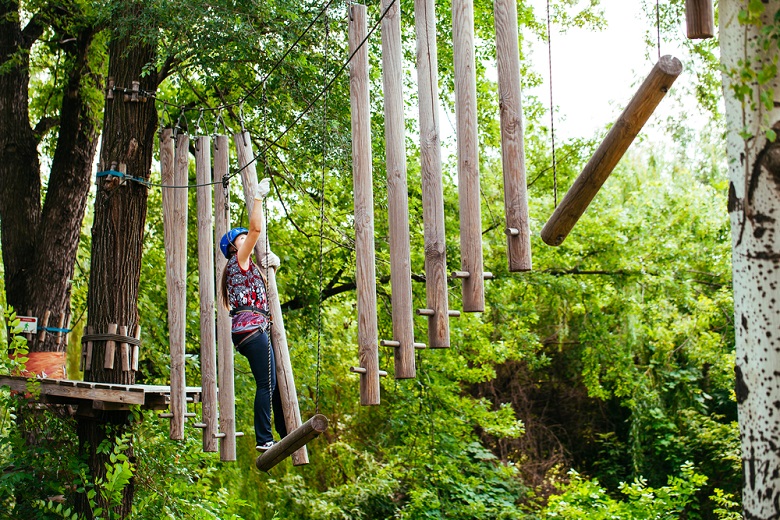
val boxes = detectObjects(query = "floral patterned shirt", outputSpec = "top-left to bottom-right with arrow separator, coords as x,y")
226,255 -> 271,334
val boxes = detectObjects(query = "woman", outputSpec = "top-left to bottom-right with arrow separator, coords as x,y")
220,177 -> 286,451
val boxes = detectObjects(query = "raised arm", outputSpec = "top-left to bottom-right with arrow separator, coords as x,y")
237,178 -> 270,269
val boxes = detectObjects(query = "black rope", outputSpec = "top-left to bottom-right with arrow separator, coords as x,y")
656,0 -> 661,60
315,9 -> 330,417
81,333 -> 141,346
546,0 -> 558,208
112,0 -> 398,193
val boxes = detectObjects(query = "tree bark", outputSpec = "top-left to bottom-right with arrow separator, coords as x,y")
721,1 -> 780,518
76,4 -> 159,516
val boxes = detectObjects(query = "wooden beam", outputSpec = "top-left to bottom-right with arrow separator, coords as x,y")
685,0 -> 714,39
414,0 -> 450,347
453,0 -> 485,312
494,0 -> 532,272
381,0 -> 416,380
234,132 -> 308,465
162,129 -> 189,440
255,414 -> 328,472
213,134 -> 237,462
196,135 -> 218,453
541,56 -> 683,246
350,4 -> 381,405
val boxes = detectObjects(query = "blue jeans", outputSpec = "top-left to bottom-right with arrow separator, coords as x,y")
233,330 -> 287,444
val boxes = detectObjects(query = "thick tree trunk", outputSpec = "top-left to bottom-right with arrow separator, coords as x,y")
1,3 -> 100,353
76,7 -> 158,516
721,1 -> 780,518
0,1 -> 43,312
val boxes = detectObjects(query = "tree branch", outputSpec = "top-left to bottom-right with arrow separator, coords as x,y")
33,116 -> 59,142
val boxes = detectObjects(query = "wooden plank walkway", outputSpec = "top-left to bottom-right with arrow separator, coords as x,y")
0,375 -> 202,410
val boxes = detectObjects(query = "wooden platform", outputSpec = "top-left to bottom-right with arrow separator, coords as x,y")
0,375 -> 202,411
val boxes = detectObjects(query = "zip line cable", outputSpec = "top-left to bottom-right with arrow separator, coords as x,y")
546,0 -> 558,208
107,0 -> 397,192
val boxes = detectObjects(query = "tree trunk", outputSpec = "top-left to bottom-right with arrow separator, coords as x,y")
76,6 -> 159,516
1,3 -> 101,354
721,1 -> 780,518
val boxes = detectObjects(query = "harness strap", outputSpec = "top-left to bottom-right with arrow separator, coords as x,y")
230,305 -> 271,318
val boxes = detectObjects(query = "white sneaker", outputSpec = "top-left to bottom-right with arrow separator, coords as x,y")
256,441 -> 275,451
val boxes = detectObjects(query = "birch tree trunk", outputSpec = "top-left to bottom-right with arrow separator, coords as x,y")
721,1 -> 780,517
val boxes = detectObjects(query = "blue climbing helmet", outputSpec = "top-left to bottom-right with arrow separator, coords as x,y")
219,227 -> 248,259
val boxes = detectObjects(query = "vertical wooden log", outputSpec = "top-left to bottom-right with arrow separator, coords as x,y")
84,325 -> 94,371
104,323 -> 117,370
540,56 -> 683,246
132,325 -> 141,372
213,135 -> 237,461
381,0 -> 416,378
233,131 -> 309,464
494,0 -> 532,272
55,313 -> 65,346
685,0 -> 714,39
119,325 -> 130,372
196,136 -> 218,453
414,0 -> 450,347
452,0 -> 485,312
38,310 -> 51,343
162,128 -> 188,440
350,5 -> 381,405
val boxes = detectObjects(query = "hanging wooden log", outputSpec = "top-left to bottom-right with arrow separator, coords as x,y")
414,0 -> 450,348
255,414 -> 328,472
494,0 -> 532,272
541,55 -> 683,247
685,0 -> 714,39
234,131 -> 308,465
161,128 -> 188,440
380,0 -> 416,379
196,135 -> 218,453
350,4 -> 381,405
213,134 -> 237,462
453,0 -> 485,312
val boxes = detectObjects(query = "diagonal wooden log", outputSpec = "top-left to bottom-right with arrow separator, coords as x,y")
541,55 -> 683,247
255,414 -> 328,472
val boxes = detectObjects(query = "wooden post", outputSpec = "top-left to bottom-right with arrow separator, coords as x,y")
38,310 -> 51,344
196,135 -> 218,453
255,414 -> 328,472
83,325 -> 94,371
55,314 -> 65,346
414,0 -> 450,347
132,325 -> 141,372
213,135 -> 237,461
104,323 -> 117,370
685,0 -> 714,39
381,0 -> 416,379
350,4 -> 381,405
119,325 -> 130,372
453,0 -> 485,312
161,128 -> 188,440
233,131 -> 308,465
494,0 -> 532,272
541,56 -> 683,246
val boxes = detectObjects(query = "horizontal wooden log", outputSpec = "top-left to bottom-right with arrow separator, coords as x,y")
541,56 -> 682,246
255,414 -> 329,472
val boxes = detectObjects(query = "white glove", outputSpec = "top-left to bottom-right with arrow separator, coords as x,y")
260,252 -> 281,269
255,178 -> 271,200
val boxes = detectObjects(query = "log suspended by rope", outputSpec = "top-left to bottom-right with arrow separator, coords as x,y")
414,0 -> 451,347
350,4 -> 381,405
160,128 -> 188,440
213,134 -> 238,462
685,0 -> 714,39
494,0 -> 532,272
234,131 -> 309,466
380,0 -> 417,379
540,55 -> 683,247
255,414 -> 328,472
195,135 -> 218,453
453,0 -> 485,313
